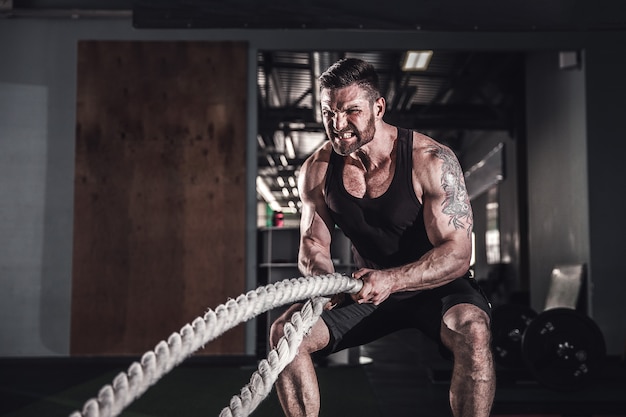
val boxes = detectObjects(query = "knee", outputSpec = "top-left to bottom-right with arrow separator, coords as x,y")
458,319 -> 492,354
442,307 -> 492,360
269,303 -> 306,348
269,304 -> 330,355
449,319 -> 495,387
269,312 -> 290,348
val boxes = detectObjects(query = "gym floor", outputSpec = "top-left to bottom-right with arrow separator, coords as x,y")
1,328 -> 625,417
361,329 -> 626,417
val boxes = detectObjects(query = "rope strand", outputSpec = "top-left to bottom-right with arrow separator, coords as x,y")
219,296 -> 329,417
69,273 -> 362,417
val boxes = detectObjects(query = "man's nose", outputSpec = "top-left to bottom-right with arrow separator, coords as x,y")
334,111 -> 348,131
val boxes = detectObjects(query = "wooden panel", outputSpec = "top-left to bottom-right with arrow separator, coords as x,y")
71,41 -> 248,356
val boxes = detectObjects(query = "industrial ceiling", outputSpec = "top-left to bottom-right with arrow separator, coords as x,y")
256,49 -> 525,213
3,0 -> 624,212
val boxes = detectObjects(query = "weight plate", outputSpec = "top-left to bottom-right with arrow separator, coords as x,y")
491,304 -> 538,368
521,308 -> 606,391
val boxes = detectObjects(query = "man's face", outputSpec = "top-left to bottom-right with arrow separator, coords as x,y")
320,84 -> 377,156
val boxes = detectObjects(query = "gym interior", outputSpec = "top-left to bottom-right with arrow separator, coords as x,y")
1,1 -> 625,416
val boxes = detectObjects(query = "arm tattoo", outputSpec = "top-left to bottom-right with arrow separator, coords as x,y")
427,145 -> 473,238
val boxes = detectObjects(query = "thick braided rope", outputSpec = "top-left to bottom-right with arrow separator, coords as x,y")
69,273 -> 362,417
219,295 -> 329,417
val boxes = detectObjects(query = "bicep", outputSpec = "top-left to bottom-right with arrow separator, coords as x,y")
299,195 -> 333,250
420,146 -> 473,250
298,157 -> 335,255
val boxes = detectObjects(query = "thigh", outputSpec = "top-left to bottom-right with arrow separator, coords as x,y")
315,277 -> 492,358
315,298 -> 409,356
438,276 -> 492,320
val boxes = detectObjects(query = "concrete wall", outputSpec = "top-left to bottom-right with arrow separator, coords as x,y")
525,51 -> 590,317
585,47 -> 626,357
0,82 -> 50,355
1,17 -> 625,355
524,49 -> 626,355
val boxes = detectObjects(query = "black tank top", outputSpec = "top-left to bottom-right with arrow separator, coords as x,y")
324,127 -> 434,270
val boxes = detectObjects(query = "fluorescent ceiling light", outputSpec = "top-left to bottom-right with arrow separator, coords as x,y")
256,176 -> 281,212
285,135 -> 296,159
402,50 -> 433,71
257,134 -> 266,149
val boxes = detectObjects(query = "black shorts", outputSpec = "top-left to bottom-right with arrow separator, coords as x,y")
316,276 -> 492,359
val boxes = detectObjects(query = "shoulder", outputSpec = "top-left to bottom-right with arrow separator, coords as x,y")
410,131 -> 464,194
301,141 -> 333,178
299,141 -> 334,199
411,131 -> 456,161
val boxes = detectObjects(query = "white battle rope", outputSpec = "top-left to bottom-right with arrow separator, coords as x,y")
218,295 -> 328,417
69,273 -> 363,417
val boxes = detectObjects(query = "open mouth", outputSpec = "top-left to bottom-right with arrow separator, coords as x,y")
335,131 -> 355,140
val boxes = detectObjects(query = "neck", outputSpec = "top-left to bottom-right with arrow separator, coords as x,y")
352,123 -> 396,171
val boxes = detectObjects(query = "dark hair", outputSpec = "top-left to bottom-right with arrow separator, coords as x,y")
318,58 -> 381,102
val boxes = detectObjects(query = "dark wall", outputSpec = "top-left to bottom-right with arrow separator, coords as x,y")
585,47 -> 626,356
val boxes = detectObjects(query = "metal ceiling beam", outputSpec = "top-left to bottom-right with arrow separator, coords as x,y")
5,0 -> 626,30
1,9 -> 132,17
259,104 -> 513,132
131,0 -> 626,31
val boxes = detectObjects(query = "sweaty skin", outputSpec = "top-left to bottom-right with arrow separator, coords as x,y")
271,81 -> 494,417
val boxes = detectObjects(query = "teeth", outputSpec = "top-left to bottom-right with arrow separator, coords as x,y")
339,132 -> 354,139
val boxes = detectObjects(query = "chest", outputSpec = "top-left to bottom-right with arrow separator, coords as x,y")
342,159 -> 396,199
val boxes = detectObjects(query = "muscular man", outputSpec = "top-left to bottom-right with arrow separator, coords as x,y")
270,58 -> 495,417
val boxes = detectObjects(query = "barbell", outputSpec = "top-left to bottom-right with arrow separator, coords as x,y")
491,304 -> 606,391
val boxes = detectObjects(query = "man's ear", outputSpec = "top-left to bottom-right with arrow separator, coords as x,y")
374,96 -> 386,118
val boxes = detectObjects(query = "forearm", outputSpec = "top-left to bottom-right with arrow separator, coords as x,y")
298,238 -> 335,276
388,241 -> 471,292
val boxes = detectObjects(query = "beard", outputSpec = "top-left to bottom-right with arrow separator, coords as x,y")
327,115 -> 376,156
